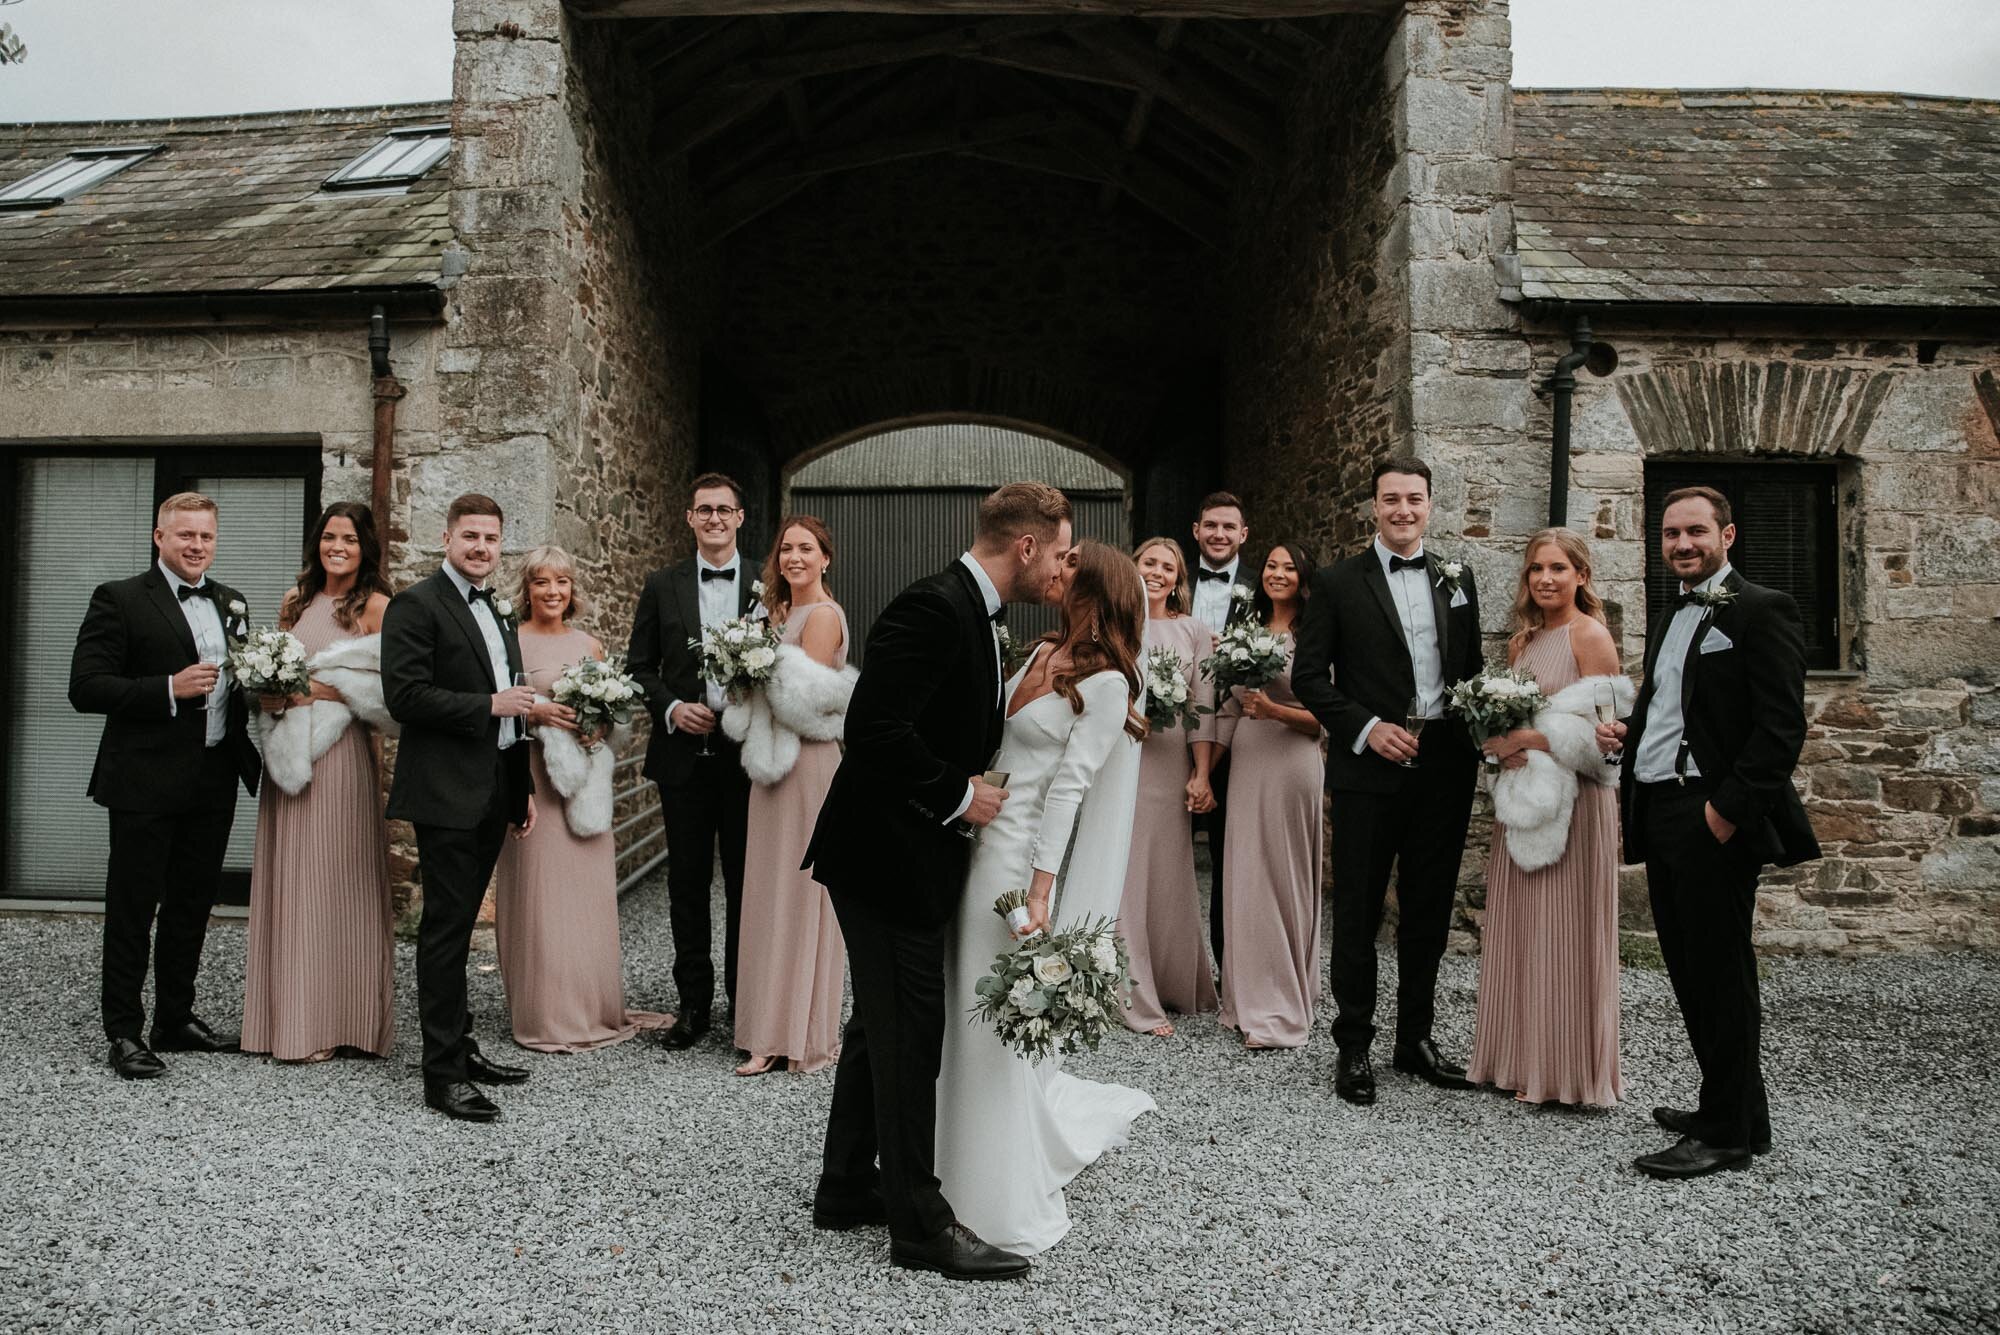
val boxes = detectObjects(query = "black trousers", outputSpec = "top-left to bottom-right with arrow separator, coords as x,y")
817,885 -> 954,1244
413,775 -> 509,1086
1642,780 -> 1771,1151
1326,744 -> 1476,1052
100,748 -> 238,1041
1196,752 -> 1231,972
658,754 -> 749,1016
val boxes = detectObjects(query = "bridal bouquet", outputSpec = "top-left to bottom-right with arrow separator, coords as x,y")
1200,621 -> 1289,697
972,898 -> 1130,1065
549,656 -> 642,748
229,627 -> 311,698
689,615 -> 781,702
1141,647 -> 1199,733
1446,664 -> 1547,764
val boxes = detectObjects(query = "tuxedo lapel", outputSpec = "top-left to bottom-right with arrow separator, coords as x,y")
945,560 -> 1001,722
1677,569 -> 1742,722
672,562 -> 699,639
435,571 -> 500,691
141,567 -> 200,661
1358,557 -> 1411,675
737,566 -> 759,619
1427,565 -> 1454,673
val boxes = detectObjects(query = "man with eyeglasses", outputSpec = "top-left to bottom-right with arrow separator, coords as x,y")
628,472 -> 761,1052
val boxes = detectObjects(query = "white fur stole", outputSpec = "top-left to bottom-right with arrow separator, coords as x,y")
1489,674 -> 1636,873
538,719 -> 633,839
719,644 -> 858,786
252,635 -> 398,797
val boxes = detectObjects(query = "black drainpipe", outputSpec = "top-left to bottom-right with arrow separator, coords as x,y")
1544,314 -> 1592,527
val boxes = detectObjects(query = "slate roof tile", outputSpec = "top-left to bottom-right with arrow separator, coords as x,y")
1514,89 -> 2000,308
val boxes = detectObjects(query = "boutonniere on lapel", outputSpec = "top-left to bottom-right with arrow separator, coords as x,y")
492,596 -> 519,629
1433,560 -> 1468,599
222,597 -> 250,645
750,579 -> 765,598
995,621 -> 1026,677
1687,586 -> 1737,611
1228,583 -> 1255,621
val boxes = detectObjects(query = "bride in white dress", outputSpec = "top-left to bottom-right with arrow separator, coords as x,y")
935,540 -> 1157,1257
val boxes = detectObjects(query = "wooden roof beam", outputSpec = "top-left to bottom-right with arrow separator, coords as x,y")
1098,17 -> 1181,213
704,15 -> 1085,90
1065,22 -> 1275,163
731,110 -> 1067,185
574,1 -> 1397,17
964,136 -> 1222,246
756,15 -> 815,143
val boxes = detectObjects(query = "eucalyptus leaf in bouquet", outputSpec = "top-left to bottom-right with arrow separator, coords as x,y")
1141,646 -> 1199,733
970,909 -> 1130,1066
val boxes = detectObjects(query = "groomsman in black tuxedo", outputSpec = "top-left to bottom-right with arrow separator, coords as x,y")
70,492 -> 261,1079
806,482 -> 1070,1281
1186,491 -> 1253,974
1605,485 -> 1819,1179
1292,456 -> 1484,1106
382,493 -> 536,1122
627,472 -> 760,1049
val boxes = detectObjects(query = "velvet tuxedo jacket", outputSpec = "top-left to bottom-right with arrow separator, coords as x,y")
68,566 -> 261,812
1618,569 -> 1821,868
381,569 -> 532,830
626,555 -> 762,789
1290,547 -> 1485,794
804,561 -> 1005,926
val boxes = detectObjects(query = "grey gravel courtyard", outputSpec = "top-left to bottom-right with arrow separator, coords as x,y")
3,880 -> 1996,1334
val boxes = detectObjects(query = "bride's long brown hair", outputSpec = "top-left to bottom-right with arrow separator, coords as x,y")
1037,539 -> 1148,741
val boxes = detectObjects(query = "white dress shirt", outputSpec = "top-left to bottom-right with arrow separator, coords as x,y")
947,552 -> 1006,825
1633,563 -> 1731,783
1352,538 -> 1446,754
443,561 -> 519,750
1190,553 -> 1242,632
160,560 -> 230,747
666,550 -> 741,731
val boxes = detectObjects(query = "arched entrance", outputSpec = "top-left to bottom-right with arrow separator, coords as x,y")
785,419 -> 1129,660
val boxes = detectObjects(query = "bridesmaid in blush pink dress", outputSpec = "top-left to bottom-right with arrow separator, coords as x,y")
733,517 -> 848,1075
1117,537 -> 1220,1036
242,502 -> 396,1063
1469,529 -> 1627,1107
496,547 -> 669,1053
1215,543 -> 1326,1050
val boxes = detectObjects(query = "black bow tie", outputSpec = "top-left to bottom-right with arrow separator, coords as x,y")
1388,553 -> 1427,573
991,607 -> 1007,625
176,583 -> 209,602
1674,590 -> 1708,608
1194,567 -> 1231,583
700,567 -> 734,583
466,586 -> 494,605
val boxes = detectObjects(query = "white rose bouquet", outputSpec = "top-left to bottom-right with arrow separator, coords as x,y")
1199,619 -> 1290,697
971,901 -> 1131,1065
549,656 -> 643,749
1142,646 -> 1199,733
1446,664 -> 1547,765
229,627 -> 310,698
689,614 -> 782,702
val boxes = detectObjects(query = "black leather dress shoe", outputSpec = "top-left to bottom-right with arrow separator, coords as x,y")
149,1017 -> 238,1054
660,1009 -> 711,1051
465,1049 -> 530,1085
1334,1048 -> 1376,1106
813,1191 -> 888,1232
1634,1135 -> 1753,1180
425,1080 -> 501,1123
890,1223 -> 1031,1280
109,1037 -> 166,1080
1652,1106 -> 1771,1155
1392,1038 -> 1475,1090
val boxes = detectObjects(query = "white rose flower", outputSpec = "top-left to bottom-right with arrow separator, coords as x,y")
1231,584 -> 1253,602
1031,954 -> 1073,986
1008,976 -> 1033,1005
745,646 -> 776,671
724,627 -> 745,644
1442,561 -> 1464,579
1230,646 -> 1250,661
228,599 -> 246,615
495,598 -> 513,619
750,579 -> 765,596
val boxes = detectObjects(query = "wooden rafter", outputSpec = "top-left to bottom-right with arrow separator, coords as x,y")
699,16 -> 1085,92
1098,17 -> 1180,213
574,1 -> 1395,17
1064,22 -> 1273,162
734,110 -> 1064,185
965,136 -> 1221,246
755,15 -> 815,143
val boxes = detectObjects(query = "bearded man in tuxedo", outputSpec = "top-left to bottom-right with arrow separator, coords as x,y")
70,491 -> 261,1079
1186,490 -> 1254,974
1604,484 -> 1819,1179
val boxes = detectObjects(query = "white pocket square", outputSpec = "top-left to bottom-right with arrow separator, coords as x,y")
1699,627 -> 1734,654
1449,588 -> 1469,609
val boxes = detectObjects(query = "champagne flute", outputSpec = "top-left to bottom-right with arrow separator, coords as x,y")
698,681 -> 717,757
1401,695 -> 1426,769
1594,680 -> 1621,766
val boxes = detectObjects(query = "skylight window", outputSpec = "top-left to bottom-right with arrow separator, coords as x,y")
323,125 -> 450,191
0,146 -> 157,210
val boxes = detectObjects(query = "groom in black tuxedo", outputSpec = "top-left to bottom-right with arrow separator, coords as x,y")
806,482 -> 1070,1282
1292,456 -> 1485,1106
70,492 -> 261,1079
382,493 -> 537,1122
1608,484 -> 1819,1179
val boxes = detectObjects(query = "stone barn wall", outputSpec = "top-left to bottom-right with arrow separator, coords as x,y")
1538,324 -> 2000,951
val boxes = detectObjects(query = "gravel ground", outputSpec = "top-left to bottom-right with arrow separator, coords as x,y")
2,879 -> 1996,1335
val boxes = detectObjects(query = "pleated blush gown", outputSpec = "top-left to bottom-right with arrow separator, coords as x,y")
241,593 -> 395,1061
1468,622 -> 1625,1107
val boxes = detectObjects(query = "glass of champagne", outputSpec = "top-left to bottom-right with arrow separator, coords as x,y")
1401,695 -> 1425,770
1594,681 -> 1621,766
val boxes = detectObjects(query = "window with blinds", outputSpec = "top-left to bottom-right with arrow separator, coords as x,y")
1643,462 -> 1841,670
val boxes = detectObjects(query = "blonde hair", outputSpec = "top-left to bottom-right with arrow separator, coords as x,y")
514,544 -> 590,622
1508,527 -> 1606,658
155,492 -> 217,527
1132,536 -> 1190,615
